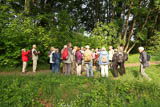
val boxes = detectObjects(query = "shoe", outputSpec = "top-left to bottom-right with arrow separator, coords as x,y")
33,71 -> 36,73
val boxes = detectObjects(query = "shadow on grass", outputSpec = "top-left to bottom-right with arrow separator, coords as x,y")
130,70 -> 139,78
109,68 -> 124,77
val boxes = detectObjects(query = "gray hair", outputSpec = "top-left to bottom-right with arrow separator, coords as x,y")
33,44 -> 36,48
138,47 -> 144,51
102,47 -> 106,51
85,45 -> 90,49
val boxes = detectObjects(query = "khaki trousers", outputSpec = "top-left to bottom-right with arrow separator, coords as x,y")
33,59 -> 37,72
100,65 -> 108,77
140,64 -> 151,80
22,62 -> 27,72
76,63 -> 82,76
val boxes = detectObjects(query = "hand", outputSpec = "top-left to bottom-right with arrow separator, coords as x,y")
38,51 -> 40,54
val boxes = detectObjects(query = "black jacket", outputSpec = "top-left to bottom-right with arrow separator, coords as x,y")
139,51 -> 149,68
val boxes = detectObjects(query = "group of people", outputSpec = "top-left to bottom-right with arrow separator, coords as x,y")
21,43 -> 151,80
48,43 -> 128,78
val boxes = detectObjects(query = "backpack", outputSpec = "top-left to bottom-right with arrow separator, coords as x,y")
52,53 -> 56,62
147,54 -> 150,61
102,55 -> 108,63
62,48 -> 68,60
117,53 -> 124,63
84,51 -> 92,62
28,50 -> 32,60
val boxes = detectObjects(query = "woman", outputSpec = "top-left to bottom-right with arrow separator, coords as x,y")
54,49 -> 61,72
21,48 -> 30,73
75,47 -> 83,76
99,47 -> 109,77
49,47 -> 55,72
48,46 -> 54,69
95,48 -> 100,71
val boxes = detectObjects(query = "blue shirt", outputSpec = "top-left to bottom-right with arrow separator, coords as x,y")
99,51 -> 109,65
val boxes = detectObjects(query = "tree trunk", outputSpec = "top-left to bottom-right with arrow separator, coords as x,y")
151,14 -> 158,32
24,0 -> 31,15
142,9 -> 151,29
143,9 -> 151,47
111,7 -> 115,20
127,41 -> 136,54
123,8 -> 131,44
124,19 -> 136,52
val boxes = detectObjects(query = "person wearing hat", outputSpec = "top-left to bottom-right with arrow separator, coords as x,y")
83,45 -> 93,77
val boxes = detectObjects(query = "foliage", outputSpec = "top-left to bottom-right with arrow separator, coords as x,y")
0,12 -> 90,67
0,0 -> 160,67
147,31 -> 160,54
91,21 -> 120,49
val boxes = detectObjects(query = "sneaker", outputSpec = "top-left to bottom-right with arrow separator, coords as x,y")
22,72 -> 26,74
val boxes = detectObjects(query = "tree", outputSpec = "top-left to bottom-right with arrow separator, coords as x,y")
147,31 -> 160,54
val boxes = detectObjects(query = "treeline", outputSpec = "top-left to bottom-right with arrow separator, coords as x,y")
0,0 -> 160,67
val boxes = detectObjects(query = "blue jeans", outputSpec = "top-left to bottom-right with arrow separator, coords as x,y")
52,63 -> 60,73
85,62 -> 93,77
55,63 -> 60,72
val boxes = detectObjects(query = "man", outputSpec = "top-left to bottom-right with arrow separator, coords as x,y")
83,45 -> 93,77
138,47 -> 151,80
32,44 -> 40,73
108,46 -> 114,69
112,46 -> 128,77
63,43 -> 73,75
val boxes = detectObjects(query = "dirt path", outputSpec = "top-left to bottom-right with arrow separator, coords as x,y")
0,70 -> 51,75
125,61 -> 160,67
0,61 -> 160,75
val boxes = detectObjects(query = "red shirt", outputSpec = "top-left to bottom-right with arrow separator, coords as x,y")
21,50 -> 30,62
95,53 -> 99,60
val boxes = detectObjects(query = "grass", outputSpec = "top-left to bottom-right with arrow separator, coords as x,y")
0,53 -> 160,106
0,65 -> 160,106
126,54 -> 160,64
0,64 -> 50,72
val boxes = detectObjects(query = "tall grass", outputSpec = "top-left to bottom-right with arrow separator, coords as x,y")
0,65 -> 160,106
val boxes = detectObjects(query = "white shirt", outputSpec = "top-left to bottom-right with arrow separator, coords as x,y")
109,49 -> 114,61
49,51 -> 55,63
